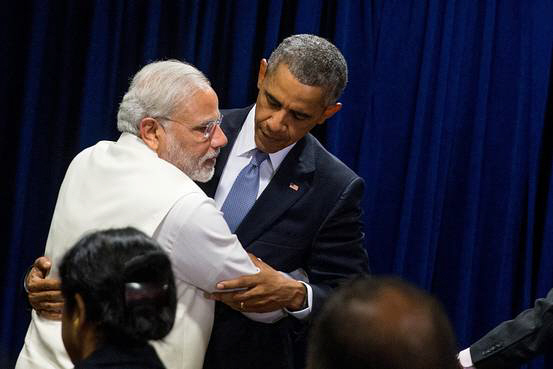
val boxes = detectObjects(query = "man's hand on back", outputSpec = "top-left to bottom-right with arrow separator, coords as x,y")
26,256 -> 64,320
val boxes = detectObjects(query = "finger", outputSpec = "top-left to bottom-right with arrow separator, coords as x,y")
28,266 -> 47,281
27,276 -> 62,292
29,300 -> 64,312
32,302 -> 64,313
224,301 -> 242,312
29,299 -> 65,313
37,310 -> 62,321
239,301 -> 282,313
211,290 -> 267,307
247,253 -> 261,263
211,287 -> 270,303
243,305 -> 280,313
209,291 -> 243,304
216,275 -> 258,290
225,288 -> 262,302
248,254 -> 276,271
34,256 -> 52,275
249,255 -> 265,267
231,288 -> 274,305
29,298 -> 64,309
28,291 -> 65,303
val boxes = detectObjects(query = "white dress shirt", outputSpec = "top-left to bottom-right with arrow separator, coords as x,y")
213,105 -> 313,319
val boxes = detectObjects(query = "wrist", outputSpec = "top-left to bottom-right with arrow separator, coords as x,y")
285,280 -> 307,311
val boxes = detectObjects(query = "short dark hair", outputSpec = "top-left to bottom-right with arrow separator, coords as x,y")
59,227 -> 177,345
307,277 -> 458,369
266,34 -> 348,105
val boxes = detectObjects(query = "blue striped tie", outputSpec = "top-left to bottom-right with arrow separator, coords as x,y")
221,149 -> 269,232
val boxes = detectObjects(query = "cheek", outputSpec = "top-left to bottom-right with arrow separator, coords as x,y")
61,314 -> 78,363
254,103 -> 273,124
61,313 -> 75,362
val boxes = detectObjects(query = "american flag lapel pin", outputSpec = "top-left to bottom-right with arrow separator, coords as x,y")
289,183 -> 299,191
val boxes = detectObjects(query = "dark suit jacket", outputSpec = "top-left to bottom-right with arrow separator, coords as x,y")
470,287 -> 553,369
199,106 -> 369,369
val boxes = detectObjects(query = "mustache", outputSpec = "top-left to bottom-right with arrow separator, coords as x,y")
202,148 -> 220,161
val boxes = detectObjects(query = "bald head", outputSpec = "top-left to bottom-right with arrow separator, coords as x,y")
308,278 -> 458,369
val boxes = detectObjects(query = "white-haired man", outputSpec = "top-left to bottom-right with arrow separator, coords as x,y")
16,60 -> 282,369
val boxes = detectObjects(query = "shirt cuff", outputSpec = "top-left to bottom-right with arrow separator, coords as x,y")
284,281 -> 313,319
242,309 -> 286,324
458,347 -> 475,368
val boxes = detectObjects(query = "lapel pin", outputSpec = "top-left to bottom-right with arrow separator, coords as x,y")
289,183 -> 299,191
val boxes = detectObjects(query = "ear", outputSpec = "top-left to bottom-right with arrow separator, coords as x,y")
257,59 -> 268,89
139,117 -> 164,152
74,293 -> 87,329
317,103 -> 342,125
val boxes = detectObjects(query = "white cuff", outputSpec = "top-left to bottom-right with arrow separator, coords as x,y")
458,347 -> 475,368
284,281 -> 312,319
242,309 -> 286,323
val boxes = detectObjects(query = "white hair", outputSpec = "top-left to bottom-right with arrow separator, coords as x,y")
117,60 -> 211,135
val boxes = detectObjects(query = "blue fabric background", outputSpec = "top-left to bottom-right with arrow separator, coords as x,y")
1,1 -> 552,368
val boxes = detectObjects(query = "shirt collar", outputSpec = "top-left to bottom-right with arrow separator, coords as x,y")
233,105 -> 296,171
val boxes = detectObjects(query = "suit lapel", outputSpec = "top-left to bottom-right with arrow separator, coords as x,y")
199,106 -> 317,248
236,136 -> 315,247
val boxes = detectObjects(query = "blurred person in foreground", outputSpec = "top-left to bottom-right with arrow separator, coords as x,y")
60,228 -> 175,369
307,277 -> 459,369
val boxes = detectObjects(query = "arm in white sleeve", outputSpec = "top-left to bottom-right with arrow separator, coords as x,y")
155,192 -> 258,292
154,192 -> 285,322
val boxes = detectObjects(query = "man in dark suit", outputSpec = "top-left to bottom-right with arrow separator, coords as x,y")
458,287 -> 553,368
200,34 -> 369,369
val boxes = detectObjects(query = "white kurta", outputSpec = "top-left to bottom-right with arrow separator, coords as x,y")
15,133 -> 260,369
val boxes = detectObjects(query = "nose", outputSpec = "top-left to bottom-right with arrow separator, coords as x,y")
266,109 -> 287,134
210,124 -> 228,148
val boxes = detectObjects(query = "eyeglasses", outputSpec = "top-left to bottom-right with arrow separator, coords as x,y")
154,114 -> 223,142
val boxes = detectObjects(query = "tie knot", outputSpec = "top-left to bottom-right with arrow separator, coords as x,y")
251,149 -> 269,167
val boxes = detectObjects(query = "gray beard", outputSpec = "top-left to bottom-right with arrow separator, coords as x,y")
165,134 -> 218,183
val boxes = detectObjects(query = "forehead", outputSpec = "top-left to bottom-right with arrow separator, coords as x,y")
264,64 -> 327,112
173,87 -> 219,123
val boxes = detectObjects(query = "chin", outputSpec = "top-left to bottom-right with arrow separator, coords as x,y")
192,167 -> 215,183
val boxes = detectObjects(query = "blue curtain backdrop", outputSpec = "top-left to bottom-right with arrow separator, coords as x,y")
1,1 -> 552,368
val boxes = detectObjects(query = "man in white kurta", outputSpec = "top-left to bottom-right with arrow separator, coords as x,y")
16,60 -> 282,369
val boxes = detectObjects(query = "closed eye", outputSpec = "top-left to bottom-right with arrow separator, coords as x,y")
266,92 -> 282,109
291,111 -> 310,120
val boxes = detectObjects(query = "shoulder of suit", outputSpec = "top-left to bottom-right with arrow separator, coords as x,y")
304,133 -> 361,182
221,106 -> 253,118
